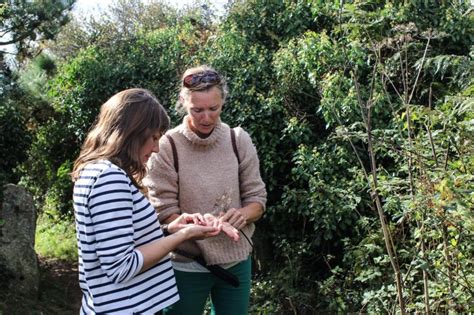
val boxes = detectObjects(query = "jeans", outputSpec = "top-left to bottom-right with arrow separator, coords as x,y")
164,257 -> 251,315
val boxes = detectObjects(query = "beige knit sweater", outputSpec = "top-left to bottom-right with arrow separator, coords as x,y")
144,116 -> 267,265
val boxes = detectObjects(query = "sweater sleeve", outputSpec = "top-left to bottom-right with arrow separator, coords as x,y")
234,127 -> 267,209
87,167 -> 144,284
144,135 -> 181,222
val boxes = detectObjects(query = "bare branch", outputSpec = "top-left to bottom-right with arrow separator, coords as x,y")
408,33 -> 431,105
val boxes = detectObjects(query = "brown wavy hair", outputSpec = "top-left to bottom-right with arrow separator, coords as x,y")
72,88 -> 169,187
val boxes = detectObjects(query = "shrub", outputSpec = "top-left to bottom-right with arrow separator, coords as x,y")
35,213 -> 77,261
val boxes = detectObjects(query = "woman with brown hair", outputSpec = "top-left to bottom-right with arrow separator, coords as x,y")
72,88 -> 221,314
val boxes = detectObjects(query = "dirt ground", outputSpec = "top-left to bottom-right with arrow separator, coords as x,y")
0,256 -> 82,314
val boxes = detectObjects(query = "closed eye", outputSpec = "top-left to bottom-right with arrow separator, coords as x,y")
152,132 -> 162,143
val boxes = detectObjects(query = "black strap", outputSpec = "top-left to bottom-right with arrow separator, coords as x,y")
230,129 -> 255,250
166,134 -> 180,206
166,135 -> 179,173
204,261 -> 240,288
230,128 -> 241,164
173,249 -> 240,287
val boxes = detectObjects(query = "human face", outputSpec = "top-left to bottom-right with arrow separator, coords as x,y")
140,131 -> 161,164
184,86 -> 223,138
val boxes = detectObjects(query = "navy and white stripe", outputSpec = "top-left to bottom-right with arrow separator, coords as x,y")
74,160 -> 179,314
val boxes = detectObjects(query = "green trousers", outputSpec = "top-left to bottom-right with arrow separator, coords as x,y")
164,257 -> 252,315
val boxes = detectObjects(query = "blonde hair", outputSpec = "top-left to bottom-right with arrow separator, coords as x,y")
72,88 -> 169,187
176,65 -> 228,114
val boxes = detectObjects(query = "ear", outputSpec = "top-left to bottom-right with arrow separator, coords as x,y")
179,95 -> 184,104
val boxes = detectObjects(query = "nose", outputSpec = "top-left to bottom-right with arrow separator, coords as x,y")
202,111 -> 211,121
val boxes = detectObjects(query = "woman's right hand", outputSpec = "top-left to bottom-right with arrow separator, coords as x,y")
180,224 -> 221,240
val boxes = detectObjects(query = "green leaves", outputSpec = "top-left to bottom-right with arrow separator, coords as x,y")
0,0 -> 74,48
8,0 -> 473,312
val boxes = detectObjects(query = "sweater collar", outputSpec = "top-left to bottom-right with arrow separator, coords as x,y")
179,115 -> 225,147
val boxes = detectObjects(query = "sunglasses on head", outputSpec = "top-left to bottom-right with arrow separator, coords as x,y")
183,71 -> 221,88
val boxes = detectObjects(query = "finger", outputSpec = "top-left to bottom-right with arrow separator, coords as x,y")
195,213 -> 205,224
182,213 -> 193,223
190,213 -> 201,225
220,211 -> 232,222
222,209 -> 242,225
205,214 -> 219,227
213,218 -> 222,229
190,214 -> 200,224
203,213 -> 214,223
222,224 -> 240,241
228,213 -> 244,227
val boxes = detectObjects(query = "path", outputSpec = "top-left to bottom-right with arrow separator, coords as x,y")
0,257 -> 82,314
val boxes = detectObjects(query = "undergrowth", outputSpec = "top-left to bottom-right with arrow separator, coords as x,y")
35,214 -> 77,261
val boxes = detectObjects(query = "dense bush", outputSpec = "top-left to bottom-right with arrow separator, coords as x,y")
11,0 -> 473,312
0,100 -> 30,189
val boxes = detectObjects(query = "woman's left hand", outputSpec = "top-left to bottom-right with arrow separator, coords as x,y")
219,208 -> 247,230
203,213 -> 240,241
168,213 -> 211,234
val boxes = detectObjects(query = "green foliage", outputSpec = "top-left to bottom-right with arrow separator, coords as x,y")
288,2 -> 473,312
18,120 -> 75,211
0,99 -> 30,189
9,0 -> 473,312
17,53 -> 56,111
260,1 -> 472,312
46,0 -> 189,61
0,0 -> 75,60
249,278 -> 282,314
0,0 -> 71,197
224,0 -> 317,49
35,213 -> 77,261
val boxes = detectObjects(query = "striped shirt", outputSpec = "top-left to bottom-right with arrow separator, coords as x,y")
73,160 -> 179,314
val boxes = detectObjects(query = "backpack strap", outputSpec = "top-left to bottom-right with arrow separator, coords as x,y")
166,134 -> 180,208
230,128 -> 241,164
230,128 -> 254,250
166,134 -> 179,173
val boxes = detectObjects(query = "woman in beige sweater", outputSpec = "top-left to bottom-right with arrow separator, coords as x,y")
145,65 -> 267,315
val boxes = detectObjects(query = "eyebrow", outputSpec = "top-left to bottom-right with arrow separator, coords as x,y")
190,104 -> 220,108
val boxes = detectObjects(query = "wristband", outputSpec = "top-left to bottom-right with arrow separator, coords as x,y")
161,224 -> 170,236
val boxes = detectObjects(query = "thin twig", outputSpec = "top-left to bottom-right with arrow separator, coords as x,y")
408,34 -> 431,105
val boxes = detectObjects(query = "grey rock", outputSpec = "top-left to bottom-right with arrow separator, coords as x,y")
0,184 -> 39,299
